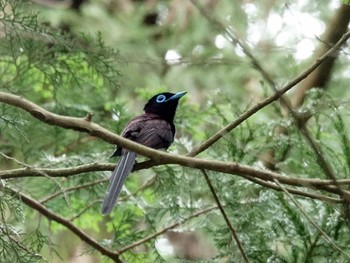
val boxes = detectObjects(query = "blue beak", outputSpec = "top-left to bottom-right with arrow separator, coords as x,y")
167,91 -> 187,101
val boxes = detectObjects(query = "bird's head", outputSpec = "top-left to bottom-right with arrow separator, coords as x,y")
143,91 -> 186,123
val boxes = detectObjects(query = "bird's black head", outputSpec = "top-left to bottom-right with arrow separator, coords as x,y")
143,91 -> 186,123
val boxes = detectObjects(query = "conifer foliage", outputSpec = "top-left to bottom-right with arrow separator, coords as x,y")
1,1 -> 350,262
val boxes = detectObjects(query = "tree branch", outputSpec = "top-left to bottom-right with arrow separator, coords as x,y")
2,161 -> 350,186
40,178 -> 106,204
243,174 -> 344,204
291,4 -> 350,108
2,160 -> 350,202
186,29 -> 350,157
5,186 -> 123,263
190,0 -> 276,89
201,169 -> 249,263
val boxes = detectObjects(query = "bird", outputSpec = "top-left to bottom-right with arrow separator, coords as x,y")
101,91 -> 187,215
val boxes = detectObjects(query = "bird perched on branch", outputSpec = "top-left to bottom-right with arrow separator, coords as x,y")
102,91 -> 187,215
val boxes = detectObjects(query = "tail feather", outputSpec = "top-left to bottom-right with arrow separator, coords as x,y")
101,151 -> 136,215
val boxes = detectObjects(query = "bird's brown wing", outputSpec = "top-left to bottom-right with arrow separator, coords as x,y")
111,113 -> 174,157
133,119 -> 174,149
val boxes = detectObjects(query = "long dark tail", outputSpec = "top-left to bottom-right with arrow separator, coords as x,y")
101,151 -> 137,215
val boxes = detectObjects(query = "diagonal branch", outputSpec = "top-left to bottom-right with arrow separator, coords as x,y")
2,27 -> 350,210
1,23 -> 350,184
298,125 -> 350,203
201,169 -> 249,263
243,174 -> 344,204
186,30 -> 350,157
5,186 -> 123,263
41,174 -> 156,208
274,179 -> 350,259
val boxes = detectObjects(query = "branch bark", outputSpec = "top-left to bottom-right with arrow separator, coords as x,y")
2,158 -> 350,197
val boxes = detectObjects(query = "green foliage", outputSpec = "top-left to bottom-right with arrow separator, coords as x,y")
1,0 -> 350,262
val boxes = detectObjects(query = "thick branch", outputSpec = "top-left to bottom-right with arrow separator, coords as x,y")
1,26 -> 350,174
262,5 -> 350,170
0,92 -> 151,155
2,161 -> 350,198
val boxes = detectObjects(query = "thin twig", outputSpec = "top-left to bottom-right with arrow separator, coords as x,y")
201,169 -> 249,263
40,178 -> 107,204
69,200 -> 101,221
304,231 -> 322,262
243,174 -> 343,204
41,173 -> 157,207
0,152 -> 32,168
274,179 -> 350,259
0,152 -> 71,206
117,205 -> 218,254
298,126 -> 350,202
189,0 -> 276,89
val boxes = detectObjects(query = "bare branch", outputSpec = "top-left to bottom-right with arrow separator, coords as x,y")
69,200 -> 101,221
2,29 -> 350,167
2,160 -> 350,202
2,161 -> 350,187
201,169 -> 249,263
40,178 -> 106,204
189,0 -> 276,89
0,162 -> 114,179
243,174 -> 344,204
298,125 -> 350,203
117,205 -> 218,254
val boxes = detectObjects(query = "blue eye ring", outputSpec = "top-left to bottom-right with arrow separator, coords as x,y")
156,94 -> 166,103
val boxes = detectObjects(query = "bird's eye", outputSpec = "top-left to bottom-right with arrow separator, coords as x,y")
156,94 -> 166,103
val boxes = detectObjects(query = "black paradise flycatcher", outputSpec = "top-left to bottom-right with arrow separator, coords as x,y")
102,91 -> 187,215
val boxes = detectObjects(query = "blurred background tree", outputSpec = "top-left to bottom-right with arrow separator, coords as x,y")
1,0 -> 350,262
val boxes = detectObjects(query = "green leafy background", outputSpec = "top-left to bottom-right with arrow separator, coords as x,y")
1,0 -> 350,262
